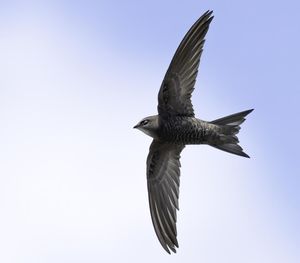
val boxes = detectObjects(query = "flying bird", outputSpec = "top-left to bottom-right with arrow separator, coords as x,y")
134,10 -> 253,254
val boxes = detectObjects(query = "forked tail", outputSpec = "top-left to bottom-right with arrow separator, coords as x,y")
210,109 -> 254,158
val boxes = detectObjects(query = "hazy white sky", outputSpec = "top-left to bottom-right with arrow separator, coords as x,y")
0,1 -> 299,262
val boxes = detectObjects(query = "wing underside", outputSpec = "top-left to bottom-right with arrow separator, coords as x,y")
147,140 -> 184,253
158,11 -> 214,119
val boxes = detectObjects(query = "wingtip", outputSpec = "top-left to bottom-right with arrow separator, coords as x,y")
163,241 -> 179,254
206,10 -> 214,19
203,10 -> 214,24
165,248 -> 171,254
169,247 -> 177,254
168,244 -> 178,254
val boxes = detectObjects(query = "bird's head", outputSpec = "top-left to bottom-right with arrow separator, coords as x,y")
133,115 -> 159,138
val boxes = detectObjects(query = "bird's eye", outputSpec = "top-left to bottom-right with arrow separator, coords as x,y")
140,120 -> 149,126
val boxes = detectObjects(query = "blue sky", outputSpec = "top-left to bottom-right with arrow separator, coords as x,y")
0,1 -> 299,262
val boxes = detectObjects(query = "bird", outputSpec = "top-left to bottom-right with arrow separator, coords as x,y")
133,10 -> 253,254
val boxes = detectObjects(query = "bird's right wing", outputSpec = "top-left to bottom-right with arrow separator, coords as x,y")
146,140 -> 185,254
157,10 -> 213,119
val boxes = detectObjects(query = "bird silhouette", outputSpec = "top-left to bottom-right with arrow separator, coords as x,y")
134,10 -> 253,254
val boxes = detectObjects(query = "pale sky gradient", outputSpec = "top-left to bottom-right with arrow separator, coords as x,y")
0,1 -> 299,262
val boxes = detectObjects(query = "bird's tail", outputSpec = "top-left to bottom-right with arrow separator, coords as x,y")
210,109 -> 253,158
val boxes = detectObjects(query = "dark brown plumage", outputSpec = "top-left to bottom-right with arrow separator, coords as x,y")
134,10 -> 253,254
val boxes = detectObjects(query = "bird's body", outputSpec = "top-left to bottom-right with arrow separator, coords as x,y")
159,116 -> 215,145
134,10 -> 253,254
142,115 -> 216,145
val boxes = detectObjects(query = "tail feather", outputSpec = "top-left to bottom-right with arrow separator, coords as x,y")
212,144 -> 250,158
210,109 -> 253,158
211,109 -> 253,126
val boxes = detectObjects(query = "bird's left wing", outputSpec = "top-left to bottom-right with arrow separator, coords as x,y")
146,140 -> 185,254
158,10 -> 213,119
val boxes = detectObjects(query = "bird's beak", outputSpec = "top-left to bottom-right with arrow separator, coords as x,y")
133,124 -> 139,129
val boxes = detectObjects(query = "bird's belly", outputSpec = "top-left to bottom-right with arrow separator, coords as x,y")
160,118 -> 208,144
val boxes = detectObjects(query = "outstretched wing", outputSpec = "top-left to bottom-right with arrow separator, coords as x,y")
158,10 -> 214,119
146,140 -> 185,253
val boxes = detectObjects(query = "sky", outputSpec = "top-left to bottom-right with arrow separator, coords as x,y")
0,1 -> 299,262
